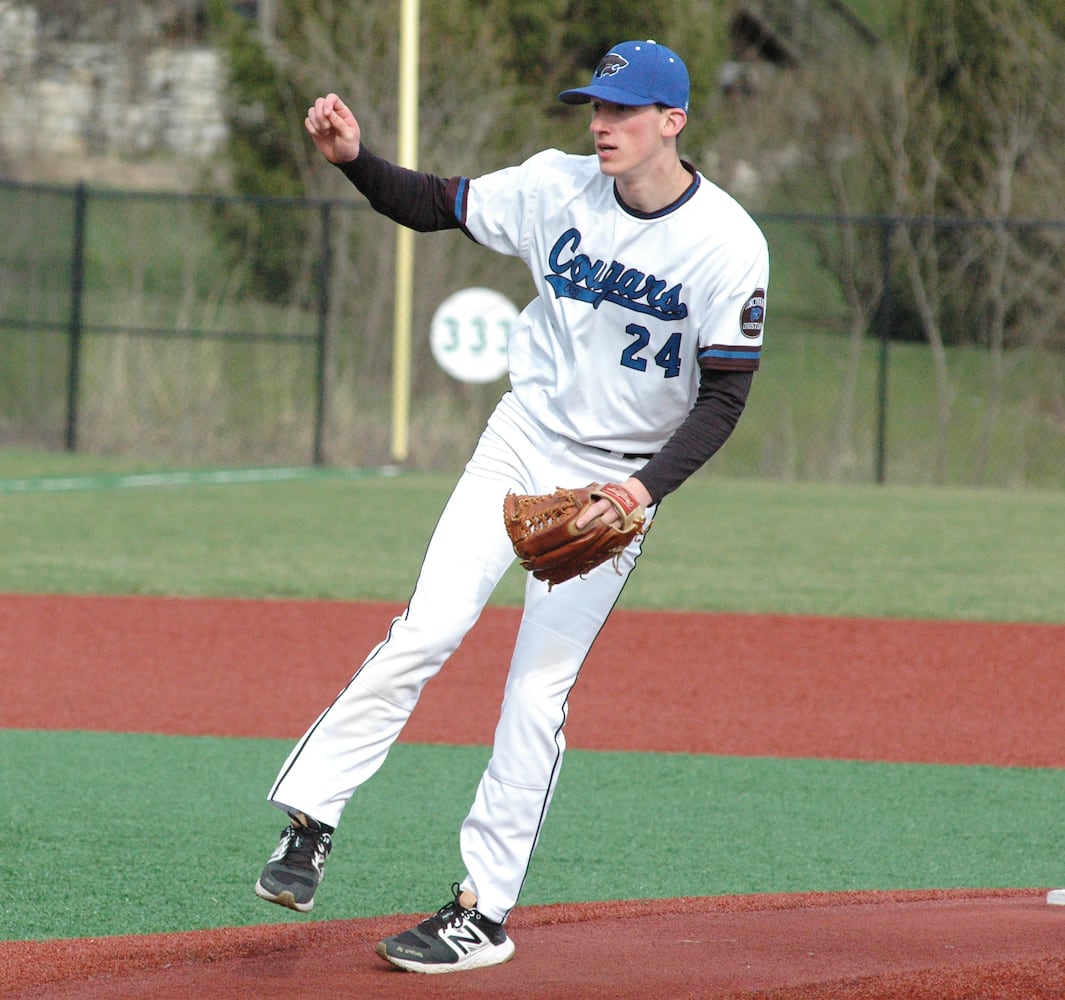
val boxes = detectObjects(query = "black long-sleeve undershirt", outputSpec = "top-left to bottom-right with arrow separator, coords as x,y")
633,368 -> 752,505
335,145 -> 755,505
337,145 -> 461,232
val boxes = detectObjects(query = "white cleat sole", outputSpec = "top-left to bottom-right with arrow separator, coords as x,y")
254,879 -> 314,913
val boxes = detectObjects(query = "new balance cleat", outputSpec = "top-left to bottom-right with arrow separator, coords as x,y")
254,817 -> 332,913
376,884 -> 516,973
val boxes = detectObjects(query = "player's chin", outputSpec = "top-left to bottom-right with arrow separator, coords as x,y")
595,150 -> 623,174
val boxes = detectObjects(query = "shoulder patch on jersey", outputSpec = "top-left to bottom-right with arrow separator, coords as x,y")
740,289 -> 766,340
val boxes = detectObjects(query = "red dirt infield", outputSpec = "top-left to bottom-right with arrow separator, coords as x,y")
2,594 -> 1064,998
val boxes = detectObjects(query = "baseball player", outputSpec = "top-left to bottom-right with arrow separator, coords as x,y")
255,39 -> 768,973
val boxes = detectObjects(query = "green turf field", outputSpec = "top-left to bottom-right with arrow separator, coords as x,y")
1,462 -> 1062,621
1,453 -> 1062,942
3,731 -> 1062,942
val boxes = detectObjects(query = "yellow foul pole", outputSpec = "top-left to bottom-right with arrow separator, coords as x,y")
391,0 -> 419,463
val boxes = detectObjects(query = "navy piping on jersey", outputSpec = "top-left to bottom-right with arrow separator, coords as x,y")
613,168 -> 700,219
699,343 -> 762,370
452,176 -> 469,224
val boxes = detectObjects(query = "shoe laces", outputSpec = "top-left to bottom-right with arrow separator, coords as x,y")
424,883 -> 477,932
445,882 -> 480,926
280,823 -> 331,867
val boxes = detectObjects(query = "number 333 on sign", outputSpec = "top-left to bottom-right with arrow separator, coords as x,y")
429,287 -> 516,384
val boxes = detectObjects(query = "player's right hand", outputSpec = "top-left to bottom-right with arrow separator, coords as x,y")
305,93 -> 361,164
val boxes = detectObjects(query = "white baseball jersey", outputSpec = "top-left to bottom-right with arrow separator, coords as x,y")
268,140 -> 770,928
455,149 -> 769,454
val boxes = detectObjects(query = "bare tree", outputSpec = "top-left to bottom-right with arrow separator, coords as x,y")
739,0 -> 1065,484
930,0 -> 1065,480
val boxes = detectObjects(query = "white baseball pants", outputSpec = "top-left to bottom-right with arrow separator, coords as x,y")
268,391 -> 654,923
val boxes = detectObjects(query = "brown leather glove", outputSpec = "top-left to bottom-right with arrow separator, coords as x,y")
503,483 -> 646,589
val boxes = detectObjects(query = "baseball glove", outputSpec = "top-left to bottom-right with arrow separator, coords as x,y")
502,482 -> 646,589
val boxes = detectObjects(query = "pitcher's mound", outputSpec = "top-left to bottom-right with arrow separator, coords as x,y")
5,889 -> 1064,999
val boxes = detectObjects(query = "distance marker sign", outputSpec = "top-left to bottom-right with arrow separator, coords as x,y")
429,287 -> 516,384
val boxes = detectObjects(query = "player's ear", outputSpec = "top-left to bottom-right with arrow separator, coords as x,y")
660,107 -> 687,139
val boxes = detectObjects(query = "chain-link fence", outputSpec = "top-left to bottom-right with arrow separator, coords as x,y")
2,178 -> 1063,488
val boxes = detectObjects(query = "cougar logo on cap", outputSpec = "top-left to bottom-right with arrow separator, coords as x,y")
595,54 -> 629,78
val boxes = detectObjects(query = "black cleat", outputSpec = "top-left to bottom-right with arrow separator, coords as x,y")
254,818 -> 332,913
376,883 -> 515,973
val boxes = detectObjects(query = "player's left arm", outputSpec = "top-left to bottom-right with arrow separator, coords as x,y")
629,237 -> 770,506
630,367 -> 754,505
574,367 -> 753,529
582,240 -> 768,527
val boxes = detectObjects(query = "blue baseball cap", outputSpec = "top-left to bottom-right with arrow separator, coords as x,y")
559,40 -> 690,113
